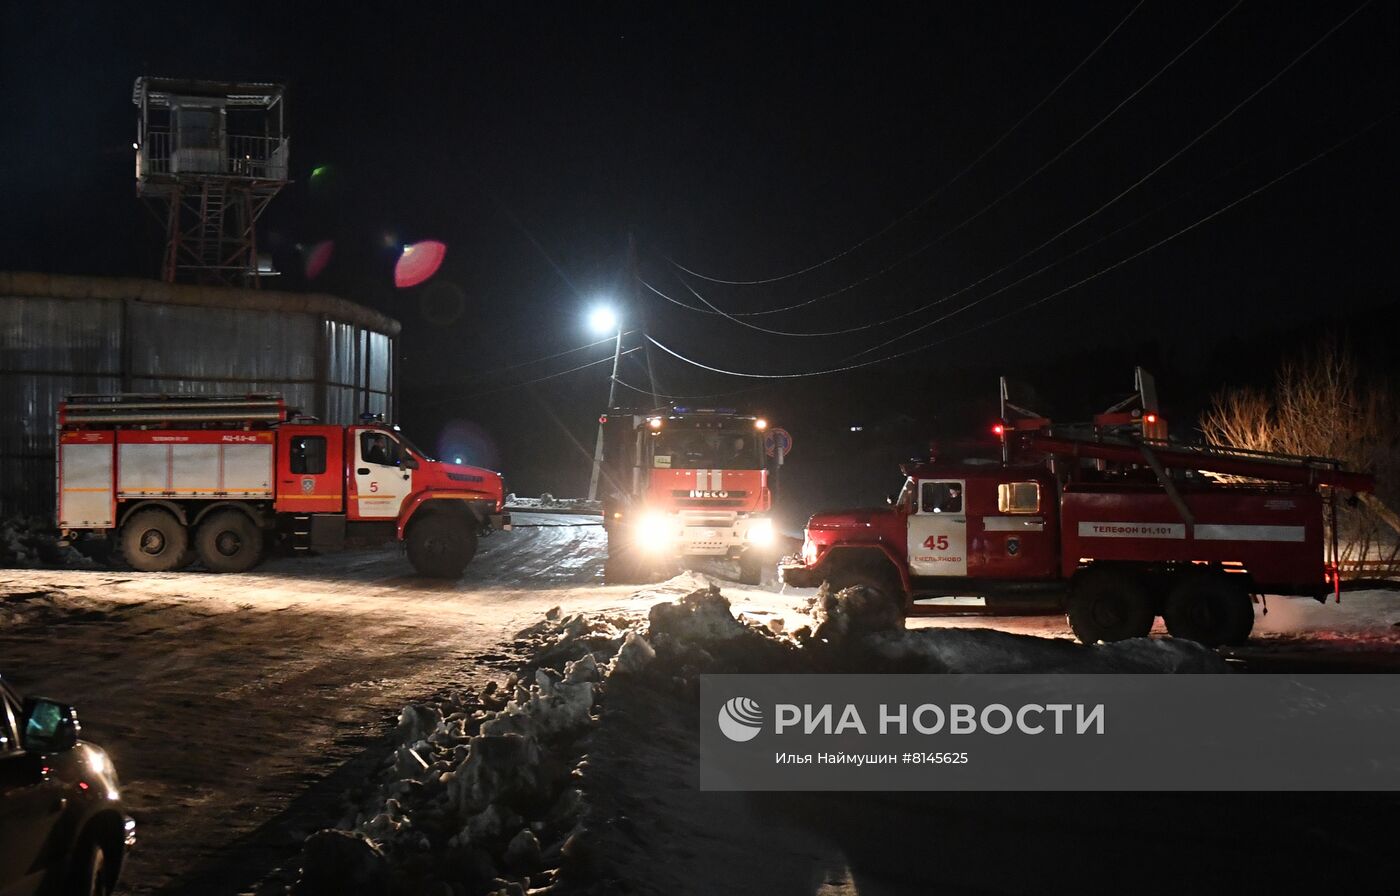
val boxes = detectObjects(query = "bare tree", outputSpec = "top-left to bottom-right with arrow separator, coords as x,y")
1200,338 -> 1400,578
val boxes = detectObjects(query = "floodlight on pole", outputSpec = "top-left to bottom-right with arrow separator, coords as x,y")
588,305 -> 618,335
587,303 -> 624,501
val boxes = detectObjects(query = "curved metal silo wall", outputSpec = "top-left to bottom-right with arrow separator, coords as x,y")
0,271 -> 400,518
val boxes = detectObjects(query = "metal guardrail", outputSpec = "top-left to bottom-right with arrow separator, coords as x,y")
137,129 -> 288,180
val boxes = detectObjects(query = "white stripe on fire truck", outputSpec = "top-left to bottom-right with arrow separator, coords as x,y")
983,516 -> 1045,532
1078,522 -> 1306,542
1078,522 -> 1185,539
1194,524 -> 1305,542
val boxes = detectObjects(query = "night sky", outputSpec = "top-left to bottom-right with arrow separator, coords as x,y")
2,2 -> 1396,517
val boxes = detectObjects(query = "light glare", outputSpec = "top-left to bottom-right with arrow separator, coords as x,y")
589,305 -> 618,334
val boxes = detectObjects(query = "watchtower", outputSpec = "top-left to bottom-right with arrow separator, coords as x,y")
133,77 -> 289,287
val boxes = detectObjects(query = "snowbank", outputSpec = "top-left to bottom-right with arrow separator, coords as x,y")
1251,590 -> 1400,646
0,516 -> 96,569
503,494 -> 602,515
805,583 -> 1229,673
294,578 -> 1232,893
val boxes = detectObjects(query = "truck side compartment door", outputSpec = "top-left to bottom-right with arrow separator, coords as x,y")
908,479 -> 968,576
275,426 -> 345,514
977,479 -> 1056,578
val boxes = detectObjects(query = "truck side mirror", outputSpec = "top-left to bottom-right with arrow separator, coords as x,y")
20,697 -> 80,753
403,455 -> 420,470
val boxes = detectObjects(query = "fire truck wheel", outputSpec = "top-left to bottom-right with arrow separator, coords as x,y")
407,514 -> 477,578
738,551 -> 765,586
196,510 -> 266,573
119,508 -> 190,573
1067,568 -> 1154,644
1163,572 -> 1253,648
604,546 -> 650,584
825,567 -> 903,614
1225,594 -> 1257,645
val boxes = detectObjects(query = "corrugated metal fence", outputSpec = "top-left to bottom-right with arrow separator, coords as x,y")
0,272 -> 400,518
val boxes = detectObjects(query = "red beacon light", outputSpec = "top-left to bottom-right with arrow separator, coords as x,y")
992,423 -> 1005,437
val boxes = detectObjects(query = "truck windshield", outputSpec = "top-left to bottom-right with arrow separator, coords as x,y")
651,429 -> 763,470
895,477 -> 915,510
395,431 -> 435,462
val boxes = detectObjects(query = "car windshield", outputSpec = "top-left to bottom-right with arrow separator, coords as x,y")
651,428 -> 763,470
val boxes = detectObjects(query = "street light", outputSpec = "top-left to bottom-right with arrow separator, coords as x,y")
588,305 -> 618,335
587,302 -> 623,502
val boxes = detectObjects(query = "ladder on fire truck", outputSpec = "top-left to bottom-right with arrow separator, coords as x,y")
998,368 -> 1376,595
997,368 -> 1374,494
60,393 -> 289,427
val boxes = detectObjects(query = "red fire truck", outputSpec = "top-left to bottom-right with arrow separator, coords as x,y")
598,407 -> 778,584
780,370 -> 1376,646
55,394 -> 509,577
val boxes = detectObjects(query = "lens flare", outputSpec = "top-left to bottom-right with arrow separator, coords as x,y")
394,240 -> 447,288
303,240 -> 334,280
419,280 -> 466,325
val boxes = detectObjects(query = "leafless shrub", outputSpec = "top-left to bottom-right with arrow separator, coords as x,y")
1200,339 -> 1400,579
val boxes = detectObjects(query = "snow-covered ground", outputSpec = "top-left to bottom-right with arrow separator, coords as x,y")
2,513 -> 1398,893
504,494 -> 602,514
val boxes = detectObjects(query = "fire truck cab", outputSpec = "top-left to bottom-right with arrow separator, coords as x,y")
598,407 -> 777,584
57,394 -> 508,578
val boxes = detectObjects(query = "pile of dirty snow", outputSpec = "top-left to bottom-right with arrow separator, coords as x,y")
297,578 -> 1233,894
803,583 -> 1231,673
504,494 -> 602,515
0,516 -> 96,569
292,607 -> 636,895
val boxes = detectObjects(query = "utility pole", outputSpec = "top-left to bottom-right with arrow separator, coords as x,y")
629,233 -> 662,408
586,318 -> 623,502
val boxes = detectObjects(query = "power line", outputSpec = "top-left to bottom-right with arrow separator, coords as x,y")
645,107 -> 1392,380
670,0 -> 1243,320
665,1 -> 1146,286
423,346 -> 643,405
921,110 -> 1396,352
613,374 -> 770,404
643,154 -> 1246,339
458,330 -> 638,381
645,0 -> 1372,350
846,0 -> 1378,358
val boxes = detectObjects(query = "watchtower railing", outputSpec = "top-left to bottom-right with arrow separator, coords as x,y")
137,129 -> 289,181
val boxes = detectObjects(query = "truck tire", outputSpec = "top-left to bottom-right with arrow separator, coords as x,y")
738,550 -> 765,586
1067,568 -> 1154,644
407,514 -> 476,578
119,508 -> 189,573
1226,593 -> 1257,645
1163,570 -> 1253,648
195,510 -> 266,573
603,537 -> 650,584
825,566 -> 904,614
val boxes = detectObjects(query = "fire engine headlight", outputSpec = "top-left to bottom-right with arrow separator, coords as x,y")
746,518 -> 775,547
634,512 -> 672,552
